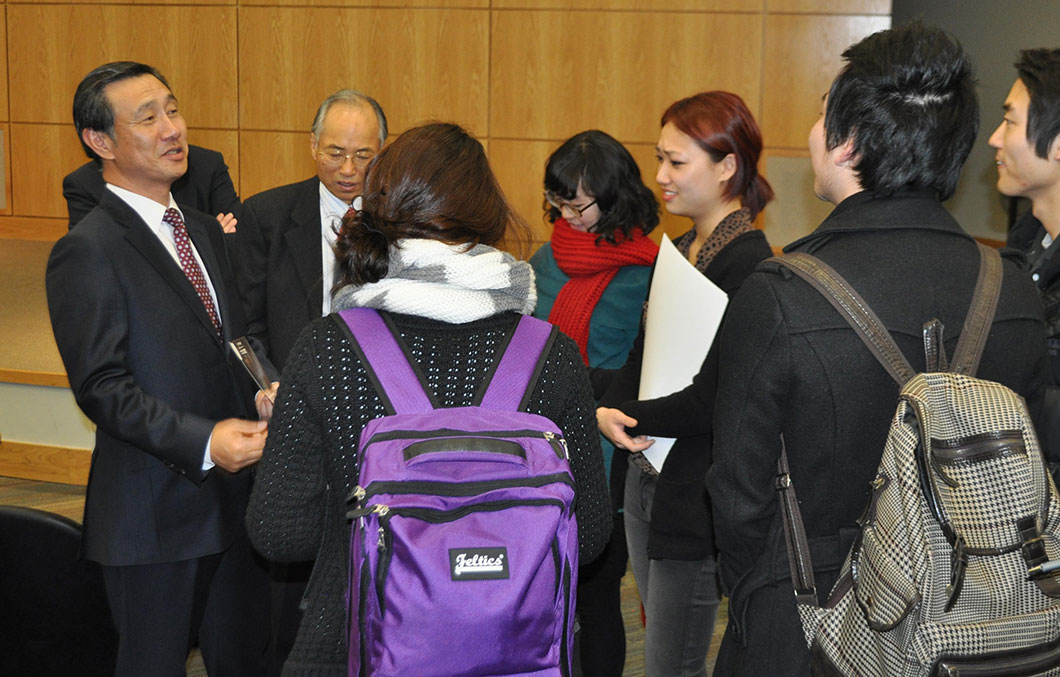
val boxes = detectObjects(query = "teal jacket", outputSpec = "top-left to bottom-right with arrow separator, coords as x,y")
530,242 -> 652,489
530,242 -> 651,370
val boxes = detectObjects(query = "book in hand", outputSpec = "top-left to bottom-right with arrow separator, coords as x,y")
229,337 -> 274,402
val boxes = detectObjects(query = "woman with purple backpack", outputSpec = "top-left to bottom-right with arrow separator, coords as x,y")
246,122 -> 612,676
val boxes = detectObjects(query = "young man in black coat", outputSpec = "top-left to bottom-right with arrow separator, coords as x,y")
991,49 -> 1060,381
707,22 -> 1052,676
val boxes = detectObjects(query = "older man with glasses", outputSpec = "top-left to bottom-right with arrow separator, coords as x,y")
232,87 -> 387,676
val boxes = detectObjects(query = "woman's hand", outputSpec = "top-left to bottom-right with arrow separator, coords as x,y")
255,381 -> 280,421
596,407 -> 655,452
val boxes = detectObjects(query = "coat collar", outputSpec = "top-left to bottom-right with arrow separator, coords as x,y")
784,189 -> 972,254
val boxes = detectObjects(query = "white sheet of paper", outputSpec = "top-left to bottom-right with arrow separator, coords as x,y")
637,235 -> 729,472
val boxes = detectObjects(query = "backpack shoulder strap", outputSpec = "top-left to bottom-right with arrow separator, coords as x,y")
335,308 -> 435,415
949,243 -> 1003,376
478,315 -> 557,411
769,252 -> 916,387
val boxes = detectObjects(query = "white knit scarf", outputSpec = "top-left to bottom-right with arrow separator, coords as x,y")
331,239 -> 537,323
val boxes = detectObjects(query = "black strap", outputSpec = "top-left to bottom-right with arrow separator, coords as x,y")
950,243 -> 1003,375
922,319 -> 949,373
776,439 -> 818,606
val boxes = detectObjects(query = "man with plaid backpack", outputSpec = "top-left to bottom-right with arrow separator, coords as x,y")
708,22 -> 1056,676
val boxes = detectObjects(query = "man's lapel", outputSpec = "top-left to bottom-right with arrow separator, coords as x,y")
285,179 -> 326,318
104,192 -> 224,344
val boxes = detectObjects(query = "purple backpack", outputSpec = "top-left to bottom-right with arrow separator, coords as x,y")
339,308 -> 579,677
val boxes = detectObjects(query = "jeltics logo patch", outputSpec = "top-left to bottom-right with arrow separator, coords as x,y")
449,547 -> 510,580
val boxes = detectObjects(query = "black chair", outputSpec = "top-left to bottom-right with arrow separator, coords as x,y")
0,505 -> 117,676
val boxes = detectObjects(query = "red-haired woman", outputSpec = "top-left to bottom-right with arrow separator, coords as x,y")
596,91 -> 774,676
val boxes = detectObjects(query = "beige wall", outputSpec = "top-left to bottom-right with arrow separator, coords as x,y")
0,0 -> 889,247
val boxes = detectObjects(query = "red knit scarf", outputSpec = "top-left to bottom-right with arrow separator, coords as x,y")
548,218 -> 659,364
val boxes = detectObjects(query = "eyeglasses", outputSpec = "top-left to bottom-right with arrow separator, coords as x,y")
316,149 -> 375,169
544,191 -> 597,218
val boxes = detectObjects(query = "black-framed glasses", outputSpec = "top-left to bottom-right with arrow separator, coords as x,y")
544,191 -> 597,218
316,149 -> 375,169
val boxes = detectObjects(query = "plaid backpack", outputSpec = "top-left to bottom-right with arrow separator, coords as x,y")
338,308 -> 578,677
773,245 -> 1060,676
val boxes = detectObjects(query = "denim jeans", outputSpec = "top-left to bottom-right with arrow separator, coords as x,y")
624,459 -> 721,677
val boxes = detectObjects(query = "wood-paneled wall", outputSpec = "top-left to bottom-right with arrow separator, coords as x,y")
0,0 -> 889,246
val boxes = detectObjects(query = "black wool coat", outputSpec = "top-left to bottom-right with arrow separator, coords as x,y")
707,190 -> 1050,676
599,229 -> 772,560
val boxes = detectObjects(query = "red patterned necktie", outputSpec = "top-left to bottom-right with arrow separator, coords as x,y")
162,208 -> 222,337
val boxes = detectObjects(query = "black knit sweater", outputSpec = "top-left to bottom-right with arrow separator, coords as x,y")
246,310 -> 611,676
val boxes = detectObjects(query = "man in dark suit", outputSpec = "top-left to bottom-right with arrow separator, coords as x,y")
233,88 -> 386,675
46,61 -> 275,676
236,89 -> 387,372
63,144 -> 242,231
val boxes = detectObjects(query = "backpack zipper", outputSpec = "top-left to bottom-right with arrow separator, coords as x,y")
370,498 -> 568,616
354,472 -> 574,504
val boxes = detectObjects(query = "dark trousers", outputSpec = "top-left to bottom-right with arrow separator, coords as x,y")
574,513 -> 628,677
267,560 -> 312,676
101,529 -> 269,677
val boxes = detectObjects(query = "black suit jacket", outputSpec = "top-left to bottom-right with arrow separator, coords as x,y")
235,177 -> 326,371
63,145 -> 241,229
46,190 -> 264,566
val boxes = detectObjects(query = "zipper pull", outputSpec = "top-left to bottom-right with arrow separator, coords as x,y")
346,485 -> 367,505
344,497 -> 385,521
544,431 -> 569,460
375,504 -> 391,552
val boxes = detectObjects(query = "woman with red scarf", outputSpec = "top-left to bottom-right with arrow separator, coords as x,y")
530,129 -> 659,677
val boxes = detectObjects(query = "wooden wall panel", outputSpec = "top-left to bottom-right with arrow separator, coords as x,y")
760,14 -> 890,149
489,139 -> 556,244
0,124 -> 10,215
761,149 -> 835,247
7,5 -> 237,127
10,124 -> 86,218
490,11 -> 763,142
493,0 -> 761,10
768,0 -> 890,14
241,0 -> 487,6
239,8 -> 489,134
239,130 -> 317,200
25,0 -> 232,5
0,10 -> 8,123
0,3 -> 891,242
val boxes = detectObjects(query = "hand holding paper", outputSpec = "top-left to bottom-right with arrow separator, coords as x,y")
230,337 -> 277,417
637,235 -> 729,472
